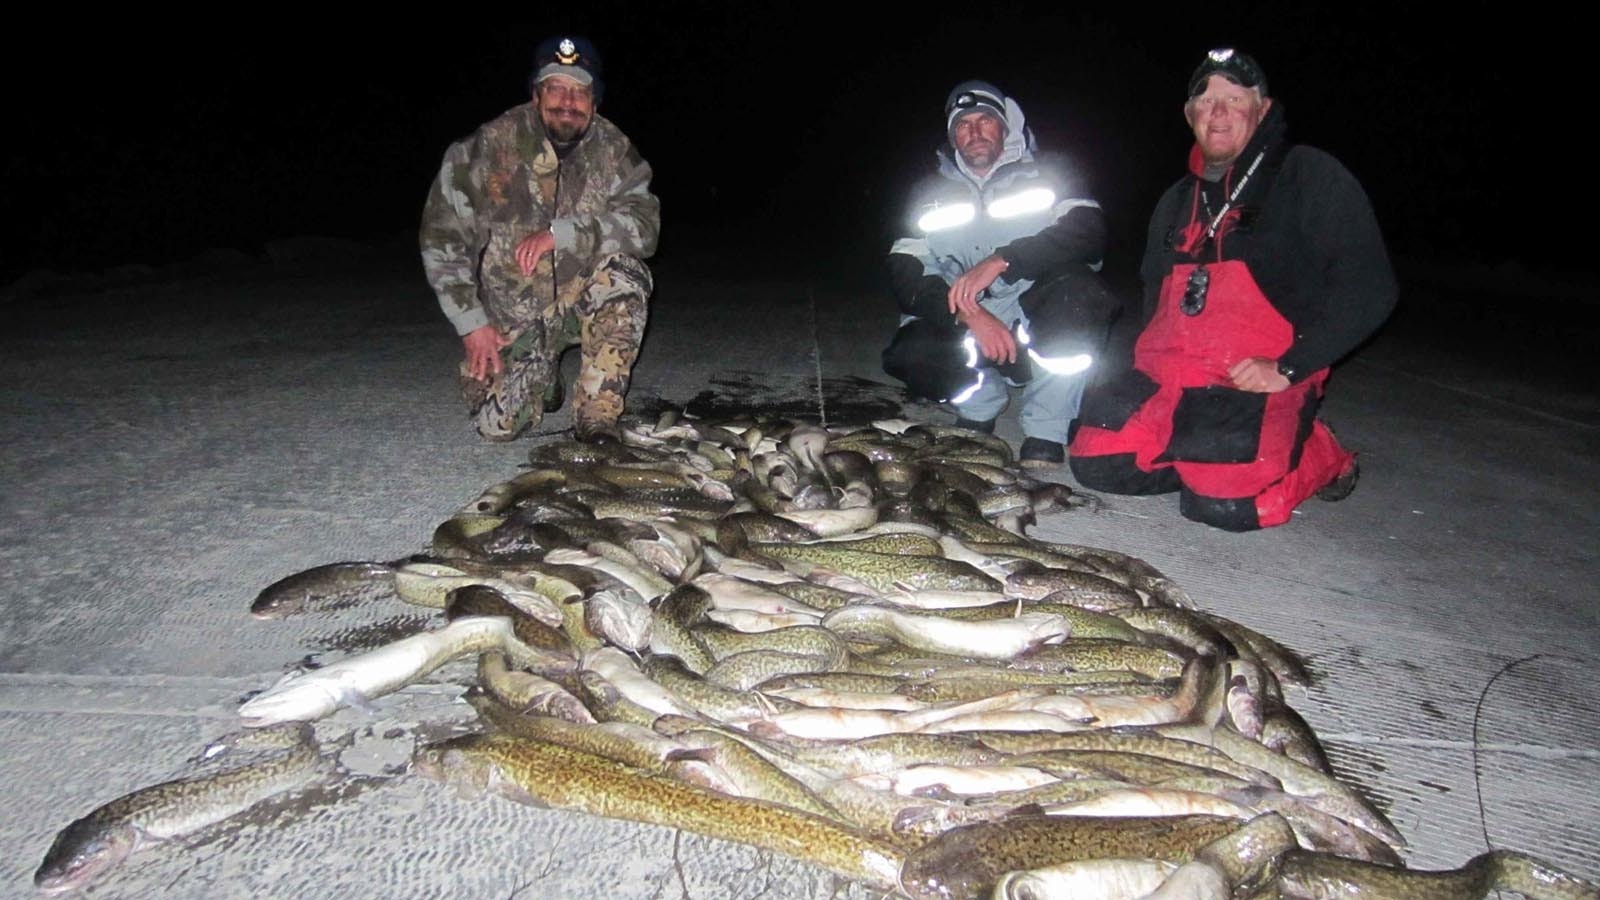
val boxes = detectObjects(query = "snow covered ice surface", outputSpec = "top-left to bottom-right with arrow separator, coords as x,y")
2,245 -> 1596,897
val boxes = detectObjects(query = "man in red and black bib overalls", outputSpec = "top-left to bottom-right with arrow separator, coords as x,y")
1069,49 -> 1397,531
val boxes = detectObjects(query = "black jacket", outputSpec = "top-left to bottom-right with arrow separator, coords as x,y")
1141,103 -> 1397,379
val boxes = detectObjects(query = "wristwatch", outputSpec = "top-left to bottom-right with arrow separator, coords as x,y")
1275,359 -> 1298,382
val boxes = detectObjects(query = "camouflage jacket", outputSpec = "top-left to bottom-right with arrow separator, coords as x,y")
420,104 -> 660,335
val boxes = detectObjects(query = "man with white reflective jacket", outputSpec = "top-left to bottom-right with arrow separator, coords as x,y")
883,80 -> 1118,468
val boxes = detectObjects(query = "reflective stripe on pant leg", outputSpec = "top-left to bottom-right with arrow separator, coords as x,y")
882,318 -> 983,403
953,367 -> 1009,423
569,253 -> 652,433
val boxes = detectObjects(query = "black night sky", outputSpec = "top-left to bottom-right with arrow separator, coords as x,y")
5,6 -> 1578,289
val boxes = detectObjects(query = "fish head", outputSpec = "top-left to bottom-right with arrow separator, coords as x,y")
897,862 -> 971,900
34,820 -> 140,894
585,590 -> 653,652
237,677 -> 345,728
249,585 -> 307,619
411,738 -> 493,798
1224,674 -> 1264,738
627,538 -> 686,581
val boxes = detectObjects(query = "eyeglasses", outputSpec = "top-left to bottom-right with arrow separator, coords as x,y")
1181,265 -> 1209,316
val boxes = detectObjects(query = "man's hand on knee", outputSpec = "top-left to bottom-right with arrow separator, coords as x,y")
463,326 -> 512,381
1227,356 -> 1290,393
515,230 -> 556,276
961,308 -> 1017,364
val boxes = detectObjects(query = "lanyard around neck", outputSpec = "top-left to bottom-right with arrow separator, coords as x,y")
1199,147 -> 1266,246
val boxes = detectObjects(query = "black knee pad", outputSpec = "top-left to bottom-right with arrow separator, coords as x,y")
1179,490 -> 1261,532
1069,452 -> 1180,496
883,319 -> 980,402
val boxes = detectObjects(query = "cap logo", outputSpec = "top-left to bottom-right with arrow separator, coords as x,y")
556,39 -> 579,65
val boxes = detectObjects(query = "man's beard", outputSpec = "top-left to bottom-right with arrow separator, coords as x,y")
959,144 -> 997,171
543,109 -> 592,145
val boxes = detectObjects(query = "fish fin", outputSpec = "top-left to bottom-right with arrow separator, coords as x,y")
650,713 -> 700,737
753,692 -> 783,716
663,747 -> 715,765
909,784 -> 958,801
334,684 -> 381,717
485,767 -> 548,809
1002,803 -> 1047,818
746,720 -> 784,740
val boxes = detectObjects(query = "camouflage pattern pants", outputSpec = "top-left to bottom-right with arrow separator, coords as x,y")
461,253 -> 653,441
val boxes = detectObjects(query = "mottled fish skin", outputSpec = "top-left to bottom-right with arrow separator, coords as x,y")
1186,811 -> 1299,891
669,727 -> 854,827
719,511 -> 818,545
1004,570 -> 1143,612
813,531 -> 945,557
970,728 -> 1281,788
752,544 -> 998,592
429,513 -> 507,558
705,649 -> 839,691
767,732 -> 1008,781
475,654 -> 593,722
938,512 -> 1031,546
465,468 -> 568,515
467,695 -> 691,774
692,623 -> 847,665
445,584 -> 573,655
898,673 -> 1160,704
756,671 -> 909,695
34,724 -> 329,894
1196,612 -> 1313,688
647,615 -> 717,676
250,562 -> 398,619
1005,749 -> 1257,787
939,601 -> 1146,643
413,733 -> 903,890
898,814 -> 1241,900
642,654 -> 797,720
1261,704 -> 1334,774
1113,607 -> 1233,658
1008,640 -> 1187,681
1155,723 -> 1405,852
1220,786 -> 1403,866
1273,848 -> 1600,900
764,580 -> 872,612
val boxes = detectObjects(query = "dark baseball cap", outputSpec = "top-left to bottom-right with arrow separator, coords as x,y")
533,36 -> 603,89
1187,48 -> 1267,98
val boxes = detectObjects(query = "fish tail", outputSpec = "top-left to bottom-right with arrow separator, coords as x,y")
1488,850 -> 1600,900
